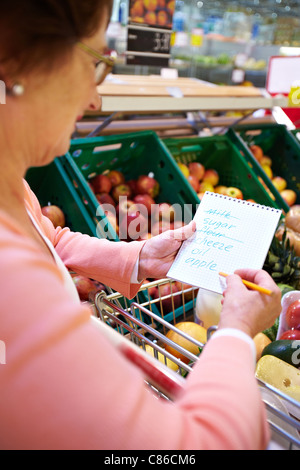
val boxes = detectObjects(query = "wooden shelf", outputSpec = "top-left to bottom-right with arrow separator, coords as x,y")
93,74 -> 288,114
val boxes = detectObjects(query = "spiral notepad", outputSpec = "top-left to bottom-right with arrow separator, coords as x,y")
167,191 -> 282,294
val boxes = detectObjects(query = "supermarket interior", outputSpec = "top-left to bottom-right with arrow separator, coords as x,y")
2,0 -> 300,451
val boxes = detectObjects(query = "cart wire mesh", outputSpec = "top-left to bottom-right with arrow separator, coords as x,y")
93,278 -> 300,450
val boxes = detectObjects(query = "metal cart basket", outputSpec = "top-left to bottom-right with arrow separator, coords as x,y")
92,278 -> 300,450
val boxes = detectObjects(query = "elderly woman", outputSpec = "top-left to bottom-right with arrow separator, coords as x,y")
0,0 -> 281,450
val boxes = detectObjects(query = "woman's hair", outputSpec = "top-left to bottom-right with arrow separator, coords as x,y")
0,0 -> 113,79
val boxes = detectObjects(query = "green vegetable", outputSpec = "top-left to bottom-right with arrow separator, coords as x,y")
261,339 -> 300,367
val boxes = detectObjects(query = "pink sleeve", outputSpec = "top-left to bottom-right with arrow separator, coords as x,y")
23,179 -> 145,298
0,219 -> 270,450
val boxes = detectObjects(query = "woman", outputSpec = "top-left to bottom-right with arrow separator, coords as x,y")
0,0 -> 282,450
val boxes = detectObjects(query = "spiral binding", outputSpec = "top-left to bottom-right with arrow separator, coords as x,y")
204,191 -> 281,213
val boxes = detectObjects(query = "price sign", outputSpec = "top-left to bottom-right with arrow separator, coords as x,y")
126,0 -> 175,66
126,26 -> 171,66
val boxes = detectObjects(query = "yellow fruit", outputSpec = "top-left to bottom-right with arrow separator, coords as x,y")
260,156 -> 272,166
262,164 -> 273,179
142,344 -> 179,372
178,163 -> 189,178
253,332 -> 271,362
165,321 -> 207,364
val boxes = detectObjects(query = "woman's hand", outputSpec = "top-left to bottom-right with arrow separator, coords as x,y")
218,268 -> 282,338
138,221 -> 196,281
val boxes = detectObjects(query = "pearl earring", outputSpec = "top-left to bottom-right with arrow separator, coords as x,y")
11,83 -> 24,96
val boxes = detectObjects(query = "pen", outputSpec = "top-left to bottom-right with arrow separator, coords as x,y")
219,272 -> 272,296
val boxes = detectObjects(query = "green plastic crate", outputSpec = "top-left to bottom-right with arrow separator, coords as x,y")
25,158 -> 98,236
62,130 -> 199,234
234,124 -> 300,209
163,131 -> 285,211
60,130 -> 200,323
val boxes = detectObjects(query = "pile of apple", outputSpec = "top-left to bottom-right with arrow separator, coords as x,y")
276,204 -> 300,256
249,144 -> 297,207
177,160 -> 244,200
88,170 -> 199,315
88,169 -> 186,241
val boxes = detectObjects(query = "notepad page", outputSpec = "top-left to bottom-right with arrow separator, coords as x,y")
167,192 -> 281,294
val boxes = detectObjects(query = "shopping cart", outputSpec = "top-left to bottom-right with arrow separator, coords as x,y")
92,278 -> 300,450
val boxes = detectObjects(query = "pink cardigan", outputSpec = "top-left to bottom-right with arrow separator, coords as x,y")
0,181 -> 270,450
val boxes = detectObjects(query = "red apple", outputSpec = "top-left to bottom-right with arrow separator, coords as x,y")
225,187 -> 243,199
107,170 -> 125,187
41,205 -> 66,228
249,144 -> 264,163
91,174 -> 112,194
152,202 -> 175,223
72,275 -> 98,302
96,193 -> 116,208
116,198 -> 138,219
188,162 -> 205,181
187,175 -> 200,192
111,183 -> 133,203
280,189 -> 297,207
136,175 -> 160,198
119,210 -> 149,241
127,179 -> 138,196
133,194 -> 155,217
203,169 -> 219,186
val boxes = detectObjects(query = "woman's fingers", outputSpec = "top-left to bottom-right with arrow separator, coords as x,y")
234,268 -> 279,293
167,221 -> 196,241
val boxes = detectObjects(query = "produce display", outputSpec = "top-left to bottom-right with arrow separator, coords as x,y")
248,144 -> 297,208
87,169 -> 189,242
177,160 -> 245,201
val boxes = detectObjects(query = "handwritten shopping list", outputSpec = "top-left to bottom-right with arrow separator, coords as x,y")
167,192 -> 281,294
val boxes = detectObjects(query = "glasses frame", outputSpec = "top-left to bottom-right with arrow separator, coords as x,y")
77,42 -> 115,85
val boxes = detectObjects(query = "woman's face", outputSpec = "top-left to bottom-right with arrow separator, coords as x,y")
24,11 -> 108,167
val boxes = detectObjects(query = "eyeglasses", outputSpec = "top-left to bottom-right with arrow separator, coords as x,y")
77,42 -> 115,85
